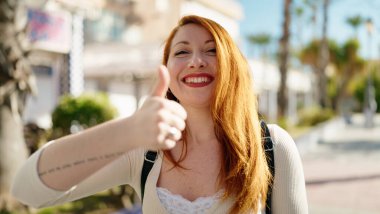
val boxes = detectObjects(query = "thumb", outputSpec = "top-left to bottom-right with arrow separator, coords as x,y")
151,65 -> 170,97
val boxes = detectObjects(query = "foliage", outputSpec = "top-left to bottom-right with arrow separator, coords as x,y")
327,74 -> 338,100
300,38 -> 365,111
346,15 -> 363,28
277,116 -> 289,130
333,39 -> 364,72
330,38 -> 365,108
346,15 -> 363,37
297,106 -> 335,126
247,33 -> 271,46
23,122 -> 50,154
31,186 -> 139,214
299,39 -> 340,68
299,38 -> 359,70
51,92 -> 117,138
353,68 -> 380,112
246,33 -> 272,59
0,1 -> 36,109
35,193 -> 122,214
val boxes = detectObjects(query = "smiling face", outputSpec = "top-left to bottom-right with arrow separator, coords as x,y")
166,24 -> 217,108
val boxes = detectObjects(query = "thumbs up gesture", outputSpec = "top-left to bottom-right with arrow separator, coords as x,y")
132,65 -> 187,150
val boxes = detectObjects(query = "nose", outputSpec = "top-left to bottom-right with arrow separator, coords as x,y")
188,53 -> 207,69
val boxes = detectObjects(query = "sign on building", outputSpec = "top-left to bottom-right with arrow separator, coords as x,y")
27,8 -> 72,53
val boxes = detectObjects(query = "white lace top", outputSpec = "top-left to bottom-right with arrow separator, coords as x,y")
156,187 -> 224,214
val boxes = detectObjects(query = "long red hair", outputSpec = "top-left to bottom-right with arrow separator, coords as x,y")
162,15 -> 271,214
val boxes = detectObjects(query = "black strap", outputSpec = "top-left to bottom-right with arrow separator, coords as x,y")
261,120 -> 275,214
140,150 -> 157,203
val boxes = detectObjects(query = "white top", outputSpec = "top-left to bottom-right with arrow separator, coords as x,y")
11,124 -> 308,214
156,187 -> 223,214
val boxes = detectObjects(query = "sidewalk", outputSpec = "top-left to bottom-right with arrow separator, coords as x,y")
301,114 -> 380,214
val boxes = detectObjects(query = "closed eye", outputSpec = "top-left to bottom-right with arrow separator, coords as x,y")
174,50 -> 189,56
207,48 -> 216,55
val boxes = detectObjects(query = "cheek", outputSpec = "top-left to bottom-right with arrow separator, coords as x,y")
166,60 -> 174,73
166,56 -> 175,71
211,58 -> 218,72
168,72 -> 177,88
166,61 -> 180,90
166,62 -> 176,80
167,58 -> 184,77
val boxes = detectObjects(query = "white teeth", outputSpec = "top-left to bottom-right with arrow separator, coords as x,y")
185,77 -> 210,83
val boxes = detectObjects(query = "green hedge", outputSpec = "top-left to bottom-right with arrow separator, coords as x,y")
297,106 -> 335,126
51,92 -> 117,138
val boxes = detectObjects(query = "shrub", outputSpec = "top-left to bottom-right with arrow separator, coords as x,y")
51,92 -> 117,138
297,106 -> 335,126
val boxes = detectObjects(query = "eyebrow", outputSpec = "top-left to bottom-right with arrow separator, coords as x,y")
173,41 -> 189,47
172,39 -> 215,48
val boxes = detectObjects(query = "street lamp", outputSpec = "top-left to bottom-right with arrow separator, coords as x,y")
363,18 -> 377,128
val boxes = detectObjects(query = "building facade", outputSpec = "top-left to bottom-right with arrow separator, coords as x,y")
82,0 -> 243,118
23,0 -> 314,129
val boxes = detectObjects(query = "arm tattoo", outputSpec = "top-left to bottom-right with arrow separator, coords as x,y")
38,151 -> 124,177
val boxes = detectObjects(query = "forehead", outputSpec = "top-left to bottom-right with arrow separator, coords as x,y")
171,23 -> 214,47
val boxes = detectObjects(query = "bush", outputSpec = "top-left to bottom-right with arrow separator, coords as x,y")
297,106 -> 335,126
51,92 -> 117,138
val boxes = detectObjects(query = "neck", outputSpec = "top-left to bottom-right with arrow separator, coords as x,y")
183,106 -> 216,145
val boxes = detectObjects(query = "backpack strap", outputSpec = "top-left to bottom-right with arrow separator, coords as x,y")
260,120 -> 275,214
140,150 -> 157,203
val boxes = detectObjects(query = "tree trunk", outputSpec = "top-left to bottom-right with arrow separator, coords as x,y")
317,0 -> 330,108
0,103 -> 28,211
278,0 -> 292,118
0,0 -> 35,211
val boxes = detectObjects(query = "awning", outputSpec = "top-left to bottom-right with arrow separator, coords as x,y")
83,42 -> 162,79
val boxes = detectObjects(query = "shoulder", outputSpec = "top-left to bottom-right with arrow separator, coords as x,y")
266,124 -> 301,163
267,124 -> 296,149
266,124 -> 309,211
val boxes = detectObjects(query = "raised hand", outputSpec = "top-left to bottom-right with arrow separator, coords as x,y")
132,65 -> 187,150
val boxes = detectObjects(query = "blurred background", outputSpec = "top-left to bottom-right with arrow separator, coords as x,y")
0,0 -> 379,213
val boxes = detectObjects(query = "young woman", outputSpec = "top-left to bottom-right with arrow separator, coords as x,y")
12,15 -> 308,214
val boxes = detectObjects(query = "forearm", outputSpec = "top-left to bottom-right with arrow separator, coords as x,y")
38,116 -> 140,191
12,65 -> 187,208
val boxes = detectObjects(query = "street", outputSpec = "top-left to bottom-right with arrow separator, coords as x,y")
301,114 -> 380,214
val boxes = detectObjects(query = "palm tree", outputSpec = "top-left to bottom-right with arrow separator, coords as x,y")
293,6 -> 304,47
247,33 -> 272,61
316,0 -> 331,108
299,38 -> 364,111
333,39 -> 365,111
303,0 -> 319,39
346,15 -> 363,38
0,0 -> 36,210
278,0 -> 293,118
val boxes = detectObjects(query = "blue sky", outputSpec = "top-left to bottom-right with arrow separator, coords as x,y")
239,0 -> 380,60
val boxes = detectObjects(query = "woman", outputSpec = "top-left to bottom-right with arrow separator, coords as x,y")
12,15 -> 308,213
